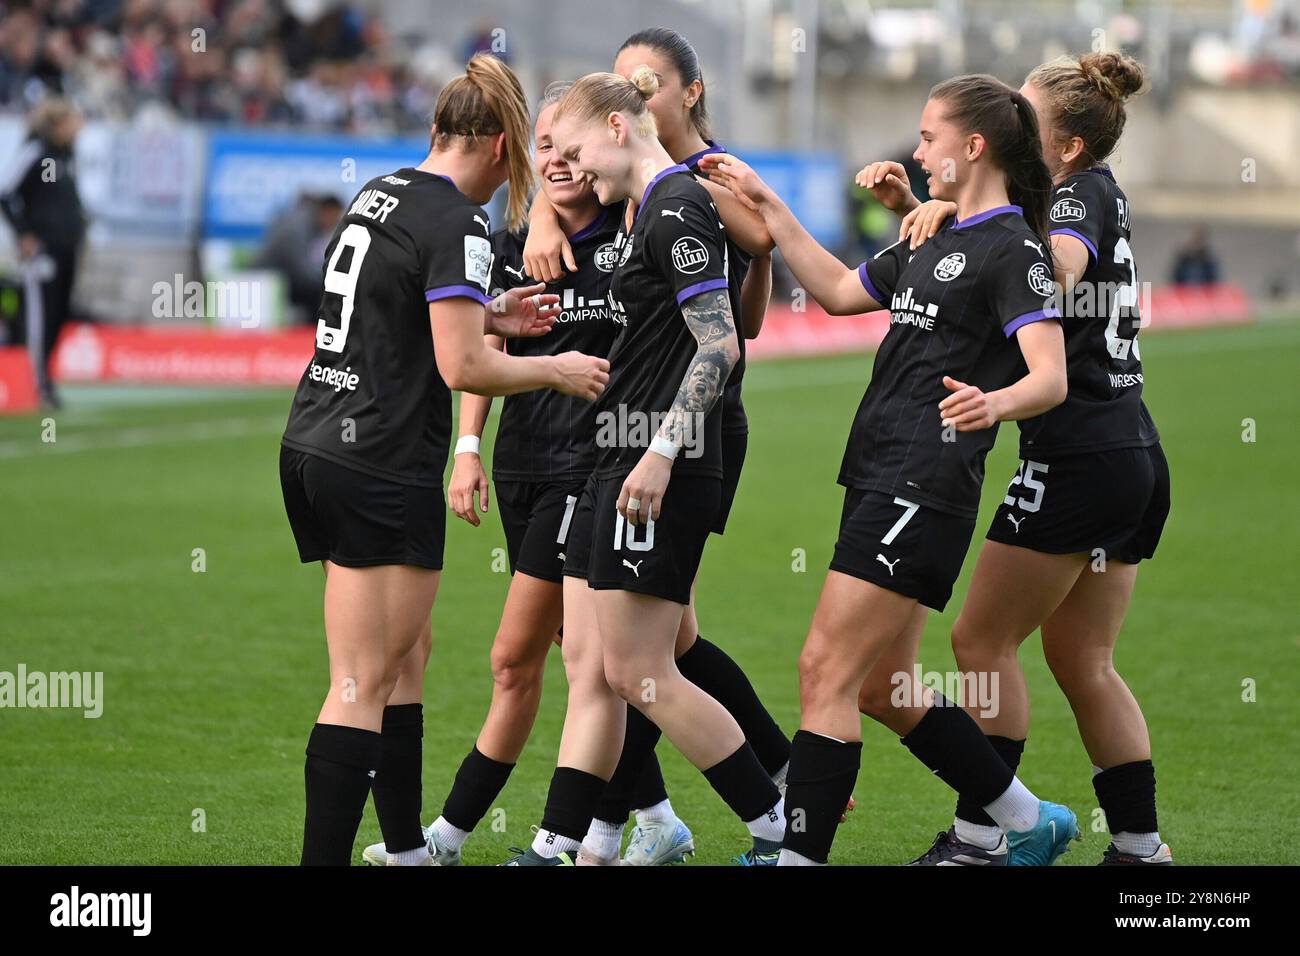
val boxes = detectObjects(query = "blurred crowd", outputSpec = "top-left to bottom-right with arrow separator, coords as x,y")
0,0 -> 504,133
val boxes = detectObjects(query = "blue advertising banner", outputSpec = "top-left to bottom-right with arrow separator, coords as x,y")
203,131 -> 429,240
203,129 -> 845,246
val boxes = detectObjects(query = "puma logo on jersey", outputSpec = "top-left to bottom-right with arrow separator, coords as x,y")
504,263 -> 526,280
1023,238 -> 1044,256
1006,514 -> 1024,532
876,554 -> 900,575
473,214 -> 491,233
622,559 -> 643,577
1056,183 -> 1077,194
661,206 -> 686,221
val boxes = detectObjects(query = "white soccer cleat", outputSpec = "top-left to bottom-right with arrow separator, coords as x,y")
363,825 -> 461,867
622,818 -> 696,866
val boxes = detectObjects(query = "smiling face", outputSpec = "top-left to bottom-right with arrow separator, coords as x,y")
534,103 -> 593,208
913,97 -> 979,201
550,110 -> 634,206
613,44 -> 696,149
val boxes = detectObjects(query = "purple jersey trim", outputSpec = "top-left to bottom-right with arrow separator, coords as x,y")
681,140 -> 725,171
1003,306 -> 1059,338
858,261 -> 886,305
635,164 -> 692,222
952,204 -> 1023,230
425,284 -> 490,305
1050,227 -> 1098,264
676,277 -> 729,305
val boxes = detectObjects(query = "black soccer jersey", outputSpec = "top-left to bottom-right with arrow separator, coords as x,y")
282,168 -> 493,487
1018,166 -> 1160,456
683,140 -> 752,436
848,205 -> 1060,518
592,166 -> 738,481
489,207 -> 623,482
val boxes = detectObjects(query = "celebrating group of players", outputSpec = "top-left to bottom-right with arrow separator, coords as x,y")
279,27 -> 1172,867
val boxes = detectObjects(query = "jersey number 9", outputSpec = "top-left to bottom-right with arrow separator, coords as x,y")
317,223 -> 373,353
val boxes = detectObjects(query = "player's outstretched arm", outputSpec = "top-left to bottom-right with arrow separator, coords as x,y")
700,153 -> 879,316
430,298 -> 609,400
855,160 -> 921,217
699,176 -> 774,257
739,252 -> 772,339
448,335 -> 501,527
938,320 -> 1068,431
616,288 -> 740,527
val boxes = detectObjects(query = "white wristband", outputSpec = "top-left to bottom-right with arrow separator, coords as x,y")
649,435 -> 679,461
454,435 -> 481,456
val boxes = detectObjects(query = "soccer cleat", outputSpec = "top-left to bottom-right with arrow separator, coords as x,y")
362,825 -> 461,867
731,837 -> 782,866
499,846 -> 577,866
622,819 -> 696,866
1007,801 -> 1081,866
906,828 -> 1008,866
1099,842 -> 1174,866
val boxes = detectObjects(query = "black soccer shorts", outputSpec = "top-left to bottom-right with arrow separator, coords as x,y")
586,474 -> 721,605
984,443 -> 1170,564
280,445 -> 445,570
494,478 -> 586,583
830,487 -> 977,612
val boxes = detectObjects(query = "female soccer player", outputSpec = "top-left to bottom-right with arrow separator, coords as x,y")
280,55 -> 609,866
704,73 -> 1079,866
525,27 -> 791,866
360,81 -> 629,866
863,52 -> 1172,866
502,67 -> 785,866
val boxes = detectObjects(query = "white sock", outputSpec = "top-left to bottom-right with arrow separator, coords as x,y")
746,797 -> 785,843
389,845 -> 430,866
953,816 -> 1004,851
531,828 -> 581,859
777,848 -> 823,866
1113,831 -> 1161,857
634,799 -> 675,826
582,818 -> 624,860
771,761 -> 789,790
430,816 -> 470,852
982,777 -> 1041,833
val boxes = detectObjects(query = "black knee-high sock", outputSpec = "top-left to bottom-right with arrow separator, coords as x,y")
539,766 -> 608,845
441,746 -> 516,833
677,636 -> 791,776
1094,760 -> 1158,836
594,704 -> 663,825
702,742 -> 781,824
900,699 -> 1014,808
954,736 -> 1025,828
631,752 -> 669,812
782,730 -> 861,863
372,704 -> 425,853
301,723 -> 382,866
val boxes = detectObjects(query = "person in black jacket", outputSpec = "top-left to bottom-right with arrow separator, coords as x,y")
0,97 -> 85,408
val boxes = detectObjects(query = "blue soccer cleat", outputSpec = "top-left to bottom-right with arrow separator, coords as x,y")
1007,801 -> 1081,866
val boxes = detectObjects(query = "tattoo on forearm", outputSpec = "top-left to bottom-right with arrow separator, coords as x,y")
658,289 -> 737,449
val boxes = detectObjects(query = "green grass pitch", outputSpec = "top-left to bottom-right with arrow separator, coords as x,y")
1,319 -> 1297,865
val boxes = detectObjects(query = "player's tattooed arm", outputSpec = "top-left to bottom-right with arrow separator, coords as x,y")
656,289 -> 741,450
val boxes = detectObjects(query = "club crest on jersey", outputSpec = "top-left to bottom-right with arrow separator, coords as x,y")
933,252 -> 965,281
1027,261 -> 1056,297
594,242 -> 618,273
464,235 -> 492,290
670,236 -> 709,275
1050,197 -> 1086,222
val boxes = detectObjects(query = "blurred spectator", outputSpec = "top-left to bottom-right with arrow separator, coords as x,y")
252,192 -> 342,322
0,96 -> 86,408
0,0 -> 454,132
1171,226 -> 1222,286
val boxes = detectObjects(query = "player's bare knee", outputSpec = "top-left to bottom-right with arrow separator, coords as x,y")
490,640 -> 545,695
856,676 -> 896,722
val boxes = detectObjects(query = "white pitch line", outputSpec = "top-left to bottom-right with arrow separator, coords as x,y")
0,415 -> 285,459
